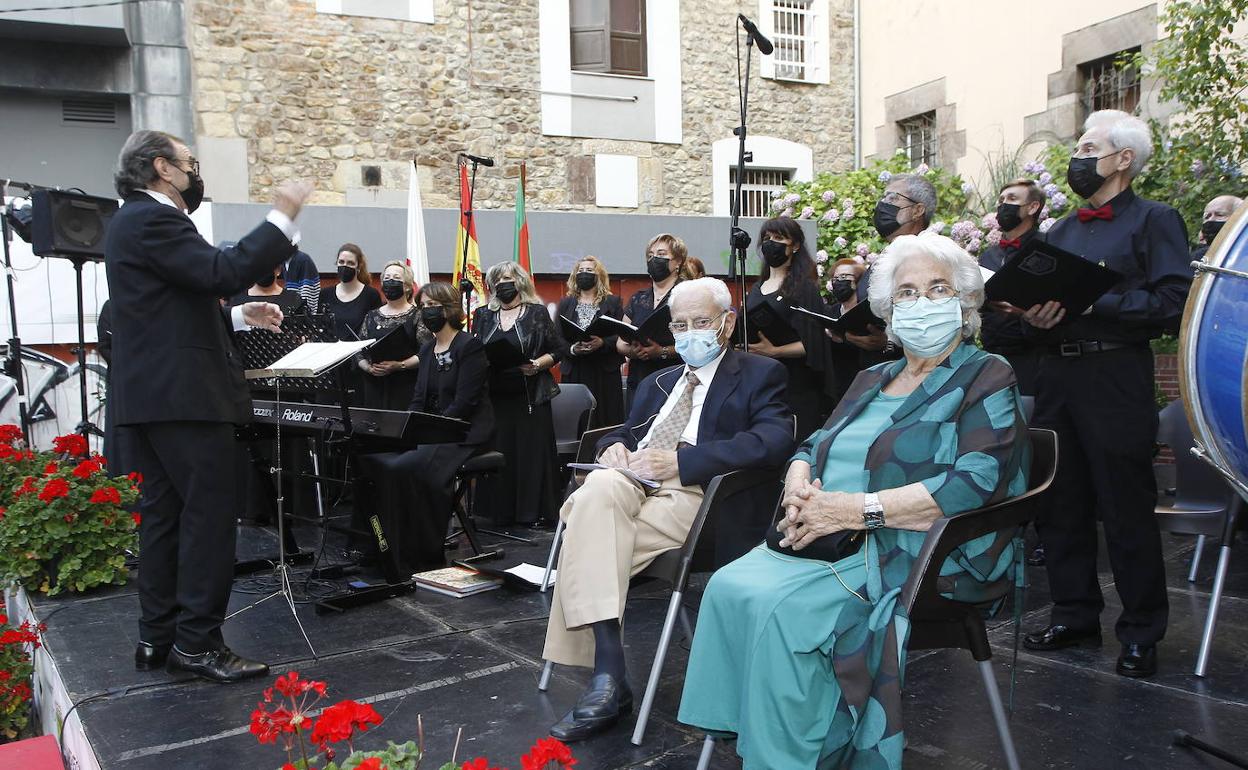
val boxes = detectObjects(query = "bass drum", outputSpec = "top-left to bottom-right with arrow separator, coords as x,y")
1179,200 -> 1248,497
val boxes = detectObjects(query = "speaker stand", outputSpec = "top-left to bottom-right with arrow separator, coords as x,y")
68,256 -> 102,442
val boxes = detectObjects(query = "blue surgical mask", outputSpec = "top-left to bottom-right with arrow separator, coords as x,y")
889,297 -> 964,357
674,321 -> 725,368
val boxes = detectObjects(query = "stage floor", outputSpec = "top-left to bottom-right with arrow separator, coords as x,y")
27,517 -> 1248,769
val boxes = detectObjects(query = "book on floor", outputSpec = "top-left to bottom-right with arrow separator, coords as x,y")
412,566 -> 503,598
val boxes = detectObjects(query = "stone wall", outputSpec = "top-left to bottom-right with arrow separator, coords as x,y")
188,0 -> 855,213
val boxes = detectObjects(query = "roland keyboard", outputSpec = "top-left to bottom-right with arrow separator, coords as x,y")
248,400 -> 469,446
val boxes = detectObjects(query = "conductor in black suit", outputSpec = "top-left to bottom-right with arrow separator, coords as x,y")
105,129 -> 313,683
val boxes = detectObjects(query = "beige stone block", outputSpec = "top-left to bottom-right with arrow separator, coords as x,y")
332,144 -> 355,159
201,112 -> 237,137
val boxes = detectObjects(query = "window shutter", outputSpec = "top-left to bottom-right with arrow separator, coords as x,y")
608,0 -> 646,76
571,0 -> 609,72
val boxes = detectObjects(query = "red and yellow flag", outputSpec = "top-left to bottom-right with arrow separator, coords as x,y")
453,162 -> 485,306
513,161 -> 531,274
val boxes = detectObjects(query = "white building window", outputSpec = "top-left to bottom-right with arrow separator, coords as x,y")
315,0 -> 433,24
758,0 -> 828,84
711,135 -> 813,216
730,168 -> 792,218
897,111 -> 937,168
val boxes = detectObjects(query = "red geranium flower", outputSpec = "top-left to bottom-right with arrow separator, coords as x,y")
521,737 -> 577,770
14,477 -> 36,497
0,424 -> 23,443
461,759 -> 504,770
131,512 -> 142,526
72,459 -> 102,479
355,759 -> 388,770
52,433 -> 89,457
63,514 -> 75,523
272,671 -> 328,698
89,487 -> 121,505
37,477 -> 70,502
127,470 -> 143,485
43,461 -> 59,475
310,699 -> 383,746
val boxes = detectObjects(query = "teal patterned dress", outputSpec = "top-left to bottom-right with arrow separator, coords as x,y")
678,342 -> 1030,769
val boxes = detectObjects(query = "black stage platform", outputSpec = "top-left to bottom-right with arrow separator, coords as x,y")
26,517 -> 1248,769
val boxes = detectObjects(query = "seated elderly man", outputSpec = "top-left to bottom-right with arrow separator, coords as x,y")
1192,194 -> 1243,260
544,276 -> 794,741
678,235 -> 1031,768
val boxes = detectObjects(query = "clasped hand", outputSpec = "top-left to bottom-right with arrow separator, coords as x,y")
777,477 -> 859,551
598,442 -> 678,481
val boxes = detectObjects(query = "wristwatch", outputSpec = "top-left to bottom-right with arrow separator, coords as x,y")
862,492 -> 885,530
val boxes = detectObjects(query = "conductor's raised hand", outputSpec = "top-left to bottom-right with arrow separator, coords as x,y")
274,180 -> 314,220
241,301 -> 284,332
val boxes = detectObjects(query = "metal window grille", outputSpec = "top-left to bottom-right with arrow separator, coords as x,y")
730,167 -> 792,218
772,0 -> 810,81
61,99 -> 117,126
1079,49 -> 1141,118
897,111 -> 937,168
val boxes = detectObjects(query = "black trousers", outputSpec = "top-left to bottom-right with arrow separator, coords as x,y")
122,421 -> 241,653
1000,349 -> 1041,397
1033,347 -> 1168,644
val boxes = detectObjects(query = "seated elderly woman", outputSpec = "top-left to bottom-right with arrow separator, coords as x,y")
677,234 -> 1031,768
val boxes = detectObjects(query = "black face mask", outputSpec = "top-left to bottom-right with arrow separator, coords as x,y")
1066,153 -> 1120,199
494,281 -> 519,304
179,172 -> 205,214
421,306 -> 447,333
760,239 -> 790,267
381,279 -> 405,301
1201,219 -> 1225,244
830,279 -> 855,302
575,272 -> 598,291
872,201 -> 907,239
995,203 -> 1024,233
337,265 -> 357,284
256,273 -> 277,288
646,258 -> 671,282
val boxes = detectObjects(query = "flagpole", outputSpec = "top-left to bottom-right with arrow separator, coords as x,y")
458,155 -> 481,330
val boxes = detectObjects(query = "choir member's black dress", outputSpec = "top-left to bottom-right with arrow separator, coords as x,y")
357,306 -> 430,411
556,293 -> 626,429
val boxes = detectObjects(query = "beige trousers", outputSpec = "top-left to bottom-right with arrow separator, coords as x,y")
541,468 -> 704,668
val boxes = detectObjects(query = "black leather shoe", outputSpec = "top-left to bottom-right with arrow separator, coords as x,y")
166,647 -> 269,683
135,642 -> 170,671
1023,624 -> 1102,651
1116,644 -> 1157,678
1026,545 -> 1046,567
549,673 -> 633,742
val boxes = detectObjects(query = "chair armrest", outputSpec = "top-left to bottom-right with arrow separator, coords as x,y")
673,467 -> 783,588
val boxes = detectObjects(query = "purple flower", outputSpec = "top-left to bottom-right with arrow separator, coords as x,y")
1039,171 -> 1052,185
1043,183 -> 1059,196
783,193 -> 802,206
825,279 -> 836,292
928,221 -> 947,234
833,237 -> 847,249
771,198 -> 787,212
980,213 -> 999,230
799,206 -> 815,219
986,229 -> 1002,246
855,242 -> 870,257
967,237 -> 982,253
816,249 -> 831,262
1048,192 -> 1068,210
821,190 -> 836,203
822,208 -> 840,222
1040,205 -> 1051,220
915,163 -> 931,175
1190,160 -> 1205,177
781,208 -> 794,218
1023,160 -> 1044,175
960,182 -> 974,196
866,252 -> 880,263
878,171 -> 892,183
1039,217 -> 1056,232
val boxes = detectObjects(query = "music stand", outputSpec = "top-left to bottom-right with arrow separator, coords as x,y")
226,339 -> 376,658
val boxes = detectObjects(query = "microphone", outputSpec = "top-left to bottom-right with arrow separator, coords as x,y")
737,14 -> 774,55
460,153 -> 495,167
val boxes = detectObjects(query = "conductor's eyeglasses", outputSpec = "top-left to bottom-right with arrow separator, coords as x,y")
669,311 -> 726,335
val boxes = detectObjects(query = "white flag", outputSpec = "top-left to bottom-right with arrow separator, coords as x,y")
406,160 -> 430,288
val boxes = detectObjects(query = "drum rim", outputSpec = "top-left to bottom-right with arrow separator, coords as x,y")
1179,200 -> 1248,493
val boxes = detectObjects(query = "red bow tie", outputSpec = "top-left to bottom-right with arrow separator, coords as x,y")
999,238 -> 1021,249
1077,204 -> 1114,223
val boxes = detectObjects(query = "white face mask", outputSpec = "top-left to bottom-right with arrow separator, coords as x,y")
889,297 -> 963,357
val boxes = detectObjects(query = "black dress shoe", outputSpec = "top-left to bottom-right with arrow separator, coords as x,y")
1026,545 -> 1046,567
1023,624 -> 1102,651
1116,643 -> 1157,678
166,647 -> 269,683
135,642 -> 170,671
549,673 -> 633,742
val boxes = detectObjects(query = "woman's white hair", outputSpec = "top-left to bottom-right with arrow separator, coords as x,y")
670,277 -> 733,313
1085,109 -> 1153,178
484,261 -> 542,309
866,234 -> 984,345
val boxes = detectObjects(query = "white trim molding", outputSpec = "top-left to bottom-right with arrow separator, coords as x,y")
315,0 -> 434,25
711,135 -> 813,216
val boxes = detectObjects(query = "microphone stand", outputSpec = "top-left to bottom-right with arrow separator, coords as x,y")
458,156 -> 482,331
728,20 -> 756,348
0,193 -> 32,442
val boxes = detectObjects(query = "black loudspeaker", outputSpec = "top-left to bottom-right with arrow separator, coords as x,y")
31,189 -> 119,262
